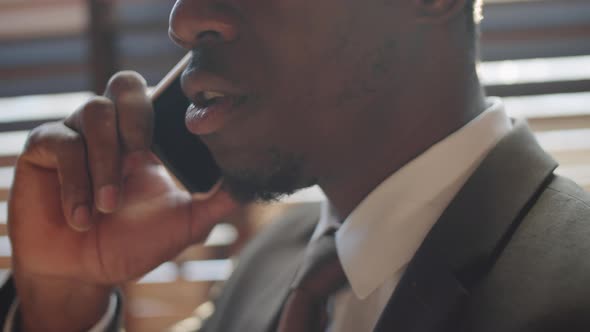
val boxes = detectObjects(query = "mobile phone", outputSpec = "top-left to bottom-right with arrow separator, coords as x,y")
150,53 -> 222,194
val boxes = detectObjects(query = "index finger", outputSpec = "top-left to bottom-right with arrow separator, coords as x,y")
104,71 -> 154,152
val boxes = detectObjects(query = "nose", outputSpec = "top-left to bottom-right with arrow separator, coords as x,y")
169,0 -> 239,49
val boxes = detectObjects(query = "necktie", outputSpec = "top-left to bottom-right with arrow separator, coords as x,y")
277,232 -> 348,332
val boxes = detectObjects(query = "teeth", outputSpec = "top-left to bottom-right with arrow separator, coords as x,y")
202,91 -> 226,102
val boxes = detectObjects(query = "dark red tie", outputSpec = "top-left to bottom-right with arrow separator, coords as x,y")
277,233 -> 348,332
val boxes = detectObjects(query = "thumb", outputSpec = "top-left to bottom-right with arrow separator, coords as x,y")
188,182 -> 241,242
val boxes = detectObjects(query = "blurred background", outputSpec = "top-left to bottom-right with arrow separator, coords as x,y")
0,0 -> 589,331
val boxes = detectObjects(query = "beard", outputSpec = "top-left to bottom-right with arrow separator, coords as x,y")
219,148 -> 316,203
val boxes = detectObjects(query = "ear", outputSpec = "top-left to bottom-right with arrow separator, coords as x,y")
413,0 -> 468,24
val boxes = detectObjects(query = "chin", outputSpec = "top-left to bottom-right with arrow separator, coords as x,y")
219,155 -> 315,203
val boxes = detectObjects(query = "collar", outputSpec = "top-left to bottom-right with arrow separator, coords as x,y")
312,97 -> 513,299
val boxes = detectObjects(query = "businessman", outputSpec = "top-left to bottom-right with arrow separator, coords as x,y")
4,0 -> 590,331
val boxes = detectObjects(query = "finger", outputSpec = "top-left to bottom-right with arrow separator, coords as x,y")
104,71 -> 154,153
188,185 -> 240,242
21,122 -> 93,231
65,97 -> 122,214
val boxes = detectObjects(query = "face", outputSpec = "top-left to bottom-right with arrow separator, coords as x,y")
170,0 -> 416,202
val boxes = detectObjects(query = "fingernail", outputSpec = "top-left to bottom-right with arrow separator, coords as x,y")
72,205 -> 91,231
97,185 -> 119,213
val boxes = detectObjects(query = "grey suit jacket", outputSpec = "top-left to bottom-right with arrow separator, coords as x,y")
201,120 -> 590,332
1,120 -> 590,332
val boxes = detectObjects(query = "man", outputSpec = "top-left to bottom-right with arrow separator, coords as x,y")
3,0 -> 590,331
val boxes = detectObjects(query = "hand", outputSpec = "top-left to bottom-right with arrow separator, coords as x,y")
8,72 -> 239,331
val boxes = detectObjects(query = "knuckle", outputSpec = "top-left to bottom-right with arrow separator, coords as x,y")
80,97 -> 116,131
23,122 -> 59,152
84,96 -> 114,114
83,97 -> 115,117
107,71 -> 146,98
21,122 -> 85,165
24,125 -> 45,151
64,95 -> 110,129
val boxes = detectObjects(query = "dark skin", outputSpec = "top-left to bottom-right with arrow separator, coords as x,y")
172,0 -> 486,215
9,0 -> 486,330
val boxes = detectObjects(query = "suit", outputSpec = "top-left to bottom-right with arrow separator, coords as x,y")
1,120 -> 589,332
201,120 -> 590,332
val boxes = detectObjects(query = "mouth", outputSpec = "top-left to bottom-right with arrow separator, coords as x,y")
193,91 -> 248,110
182,70 -> 249,136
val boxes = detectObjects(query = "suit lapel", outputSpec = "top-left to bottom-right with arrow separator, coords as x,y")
374,120 -> 558,332
201,203 -> 321,332
373,251 -> 469,332
256,252 -> 305,332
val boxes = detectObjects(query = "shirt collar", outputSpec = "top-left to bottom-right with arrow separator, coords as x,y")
312,98 -> 512,299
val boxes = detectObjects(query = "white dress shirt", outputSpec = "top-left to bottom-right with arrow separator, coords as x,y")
310,98 -> 512,332
3,98 -> 511,332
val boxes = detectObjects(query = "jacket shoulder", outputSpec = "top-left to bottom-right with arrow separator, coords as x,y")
200,201 -> 321,332
546,174 -> 590,208
459,175 -> 590,332
237,201 -> 322,264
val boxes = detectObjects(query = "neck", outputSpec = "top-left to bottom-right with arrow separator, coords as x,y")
318,74 -> 487,221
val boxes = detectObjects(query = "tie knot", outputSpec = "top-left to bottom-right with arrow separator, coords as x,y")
290,232 -> 347,297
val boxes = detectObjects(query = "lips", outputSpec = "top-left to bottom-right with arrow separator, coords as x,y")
185,93 -> 247,135
181,68 -> 248,136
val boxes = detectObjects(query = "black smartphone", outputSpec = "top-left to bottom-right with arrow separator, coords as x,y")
150,54 -> 222,194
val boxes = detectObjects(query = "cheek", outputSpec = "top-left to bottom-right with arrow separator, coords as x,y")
208,2 -> 384,157
246,4 -> 359,103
